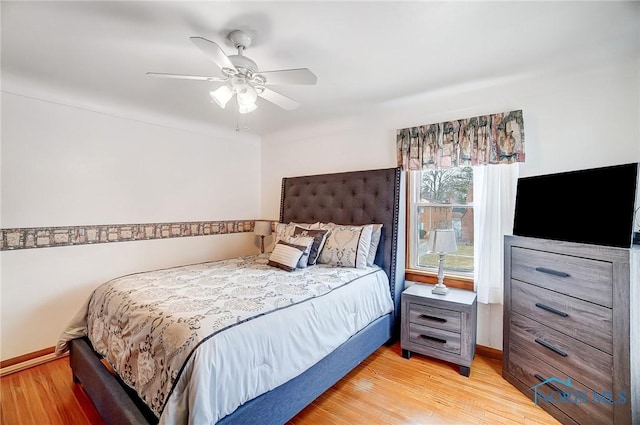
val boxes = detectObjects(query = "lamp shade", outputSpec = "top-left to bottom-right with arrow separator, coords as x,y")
239,102 -> 257,114
427,229 -> 458,254
237,85 -> 258,105
210,86 -> 233,108
254,221 -> 272,237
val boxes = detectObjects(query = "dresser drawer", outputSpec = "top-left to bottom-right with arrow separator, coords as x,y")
408,322 -> 461,354
511,247 -> 613,307
507,343 -> 613,425
511,280 -> 613,354
408,303 -> 461,333
510,313 -> 612,391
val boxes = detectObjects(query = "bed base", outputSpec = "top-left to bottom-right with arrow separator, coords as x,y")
71,313 -> 392,425
70,337 -> 157,425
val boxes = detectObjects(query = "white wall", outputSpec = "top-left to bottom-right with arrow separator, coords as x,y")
261,57 -> 640,350
1,93 -> 262,360
2,40 -> 638,361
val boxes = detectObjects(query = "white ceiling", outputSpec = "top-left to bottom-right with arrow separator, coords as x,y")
2,1 -> 639,136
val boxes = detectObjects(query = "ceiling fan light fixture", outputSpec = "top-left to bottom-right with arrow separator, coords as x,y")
239,103 -> 257,114
149,30 -> 317,124
236,85 -> 258,106
210,85 -> 233,108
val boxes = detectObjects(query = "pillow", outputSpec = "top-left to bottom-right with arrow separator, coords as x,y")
367,224 -> 383,266
267,241 -> 306,272
292,226 -> 330,265
317,224 -> 373,269
274,222 -> 315,244
284,235 -> 314,268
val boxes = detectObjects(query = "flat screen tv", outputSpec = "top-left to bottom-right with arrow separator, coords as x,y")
513,162 -> 639,248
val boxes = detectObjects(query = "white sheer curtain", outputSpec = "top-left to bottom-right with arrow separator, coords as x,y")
473,163 -> 519,304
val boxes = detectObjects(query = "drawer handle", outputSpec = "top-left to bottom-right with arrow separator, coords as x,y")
420,335 -> 447,344
535,338 -> 568,357
534,374 -> 565,392
535,303 -> 569,318
419,314 -> 447,323
535,267 -> 570,278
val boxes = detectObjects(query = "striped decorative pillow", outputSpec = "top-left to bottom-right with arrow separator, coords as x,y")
284,236 -> 315,268
268,241 -> 306,272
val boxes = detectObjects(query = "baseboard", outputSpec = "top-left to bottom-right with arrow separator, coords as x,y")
476,344 -> 502,361
0,347 -> 67,377
1,342 -> 502,377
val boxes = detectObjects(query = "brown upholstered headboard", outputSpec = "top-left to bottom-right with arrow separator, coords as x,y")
280,167 -> 406,338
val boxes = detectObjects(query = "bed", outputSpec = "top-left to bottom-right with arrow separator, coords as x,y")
61,166 -> 405,425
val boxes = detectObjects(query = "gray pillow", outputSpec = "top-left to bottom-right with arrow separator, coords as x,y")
292,226 -> 330,265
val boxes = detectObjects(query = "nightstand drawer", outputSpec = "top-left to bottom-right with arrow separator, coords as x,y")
511,279 -> 612,354
408,303 -> 461,333
511,247 -> 612,307
408,323 -> 461,354
510,313 -> 612,392
507,343 -> 613,425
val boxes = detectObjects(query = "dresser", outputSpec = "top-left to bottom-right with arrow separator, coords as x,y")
401,283 -> 477,376
503,235 -> 639,425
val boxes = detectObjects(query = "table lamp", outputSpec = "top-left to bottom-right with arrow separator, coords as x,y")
427,229 -> 458,295
254,221 -> 272,254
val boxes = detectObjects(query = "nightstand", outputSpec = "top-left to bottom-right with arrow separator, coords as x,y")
401,282 -> 477,376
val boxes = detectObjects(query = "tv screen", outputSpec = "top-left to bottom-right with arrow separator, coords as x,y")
513,162 -> 638,248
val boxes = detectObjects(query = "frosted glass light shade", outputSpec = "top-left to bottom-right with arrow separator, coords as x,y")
237,85 -> 258,105
239,103 -> 257,114
427,229 -> 458,254
210,86 -> 234,108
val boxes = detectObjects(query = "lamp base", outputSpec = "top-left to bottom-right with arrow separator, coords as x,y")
431,284 -> 449,295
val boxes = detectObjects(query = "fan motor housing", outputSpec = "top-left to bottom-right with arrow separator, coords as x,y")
228,55 -> 258,74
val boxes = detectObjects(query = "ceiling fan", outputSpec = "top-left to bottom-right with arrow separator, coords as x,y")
147,30 -> 317,114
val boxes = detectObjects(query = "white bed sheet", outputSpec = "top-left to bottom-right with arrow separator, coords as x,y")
159,267 -> 393,424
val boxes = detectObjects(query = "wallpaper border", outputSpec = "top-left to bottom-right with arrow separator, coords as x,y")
1,220 -> 257,251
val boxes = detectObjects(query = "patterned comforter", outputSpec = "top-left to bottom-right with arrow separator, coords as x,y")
66,254 -> 386,419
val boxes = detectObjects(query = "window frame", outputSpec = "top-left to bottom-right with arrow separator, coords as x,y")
406,170 -> 475,285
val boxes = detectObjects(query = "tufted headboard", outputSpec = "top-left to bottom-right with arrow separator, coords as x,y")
280,167 -> 406,339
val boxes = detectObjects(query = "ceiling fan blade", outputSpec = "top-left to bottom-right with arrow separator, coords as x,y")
146,72 -> 225,82
189,36 -> 237,73
258,88 -> 300,110
258,68 -> 317,85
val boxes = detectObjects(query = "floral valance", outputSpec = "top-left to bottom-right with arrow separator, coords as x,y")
396,109 -> 525,170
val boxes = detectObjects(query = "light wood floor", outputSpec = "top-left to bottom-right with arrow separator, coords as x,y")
1,343 -> 559,425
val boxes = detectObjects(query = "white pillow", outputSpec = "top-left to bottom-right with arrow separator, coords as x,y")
284,235 -> 314,268
267,241 -> 305,272
317,224 -> 373,269
367,224 -> 383,266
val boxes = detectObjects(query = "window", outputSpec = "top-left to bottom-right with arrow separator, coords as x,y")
408,167 -> 474,277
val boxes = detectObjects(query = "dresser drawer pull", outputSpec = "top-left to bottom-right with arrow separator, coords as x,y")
535,338 -> 568,357
535,303 -> 569,317
419,314 -> 447,323
535,267 -> 570,278
534,374 -> 565,392
420,335 -> 447,344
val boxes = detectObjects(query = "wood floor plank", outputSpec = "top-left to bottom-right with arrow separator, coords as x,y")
0,343 -> 559,425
